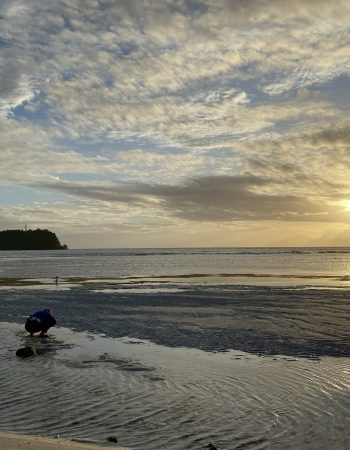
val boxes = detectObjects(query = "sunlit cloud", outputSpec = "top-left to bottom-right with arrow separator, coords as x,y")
1,0 -> 350,246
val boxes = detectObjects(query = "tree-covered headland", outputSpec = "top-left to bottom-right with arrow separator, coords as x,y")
0,229 -> 68,250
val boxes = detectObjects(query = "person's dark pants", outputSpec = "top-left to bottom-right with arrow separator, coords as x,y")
25,319 -> 42,334
25,314 -> 56,334
25,319 -> 53,334
40,324 -> 50,333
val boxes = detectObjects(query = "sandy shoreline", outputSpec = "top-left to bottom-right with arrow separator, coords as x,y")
0,432 -> 131,450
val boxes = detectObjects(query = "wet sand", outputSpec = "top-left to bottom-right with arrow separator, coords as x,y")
1,322 -> 350,450
1,278 -> 350,449
0,432 -> 130,449
1,281 -> 348,357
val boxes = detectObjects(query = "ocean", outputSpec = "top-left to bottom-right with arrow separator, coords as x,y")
0,248 -> 349,449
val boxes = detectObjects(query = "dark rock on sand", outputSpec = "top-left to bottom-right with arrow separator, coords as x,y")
16,346 -> 37,357
107,436 -> 118,443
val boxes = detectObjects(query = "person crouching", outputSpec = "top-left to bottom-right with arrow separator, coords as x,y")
25,309 -> 56,337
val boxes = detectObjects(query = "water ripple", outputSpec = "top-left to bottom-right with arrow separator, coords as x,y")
1,323 -> 350,449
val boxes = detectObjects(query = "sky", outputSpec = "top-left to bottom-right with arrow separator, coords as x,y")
1,0 -> 350,248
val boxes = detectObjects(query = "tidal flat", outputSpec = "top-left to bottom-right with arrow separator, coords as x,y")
0,280 -> 349,449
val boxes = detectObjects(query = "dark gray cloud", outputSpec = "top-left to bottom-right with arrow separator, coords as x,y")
149,175 -> 329,221
37,181 -> 152,206
39,174 -> 331,222
308,125 -> 350,146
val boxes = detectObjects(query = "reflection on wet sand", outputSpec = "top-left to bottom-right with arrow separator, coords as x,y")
0,323 -> 349,450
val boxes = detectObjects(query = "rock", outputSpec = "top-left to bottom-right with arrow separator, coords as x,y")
16,346 -> 37,357
107,436 -> 118,443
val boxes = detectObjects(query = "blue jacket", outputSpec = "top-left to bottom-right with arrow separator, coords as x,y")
31,310 -> 56,327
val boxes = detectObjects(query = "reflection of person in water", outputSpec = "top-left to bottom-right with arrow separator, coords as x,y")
25,309 -> 57,337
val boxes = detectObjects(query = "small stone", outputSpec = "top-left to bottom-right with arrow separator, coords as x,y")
16,346 -> 37,358
107,436 -> 118,443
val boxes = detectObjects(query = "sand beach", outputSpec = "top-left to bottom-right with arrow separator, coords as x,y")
0,432 -> 129,450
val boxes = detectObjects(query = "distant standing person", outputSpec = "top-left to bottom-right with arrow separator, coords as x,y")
55,276 -> 58,285
25,309 -> 56,337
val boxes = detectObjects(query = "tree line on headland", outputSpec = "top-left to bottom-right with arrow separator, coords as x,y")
0,229 -> 67,250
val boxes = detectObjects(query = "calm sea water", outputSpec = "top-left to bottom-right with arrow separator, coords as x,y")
0,247 -> 350,286
0,248 -> 349,449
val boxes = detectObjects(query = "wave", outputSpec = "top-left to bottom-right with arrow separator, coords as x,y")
2,247 -> 350,259
88,247 -> 350,257
3,272 -> 350,289
107,272 -> 350,281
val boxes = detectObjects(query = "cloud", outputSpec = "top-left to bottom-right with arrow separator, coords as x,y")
0,118 -> 102,185
2,0 -> 350,245
0,70 -> 35,118
37,174 -> 338,222
2,0 -> 350,143
149,175 -> 330,221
